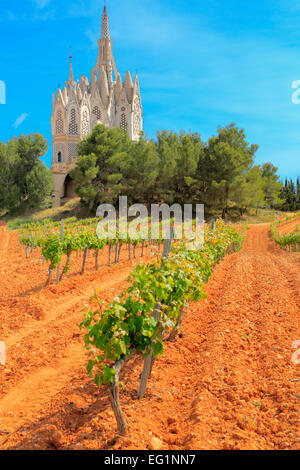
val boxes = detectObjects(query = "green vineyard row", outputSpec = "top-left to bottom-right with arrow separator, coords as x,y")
270,212 -> 300,251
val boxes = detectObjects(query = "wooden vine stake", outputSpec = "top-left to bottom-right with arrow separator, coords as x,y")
137,228 -> 173,400
56,220 -> 64,284
80,247 -> 88,275
38,224 -> 47,264
109,356 -> 129,436
30,232 -> 34,257
95,250 -> 99,270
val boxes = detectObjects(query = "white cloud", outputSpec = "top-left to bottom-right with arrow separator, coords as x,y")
14,113 -> 29,129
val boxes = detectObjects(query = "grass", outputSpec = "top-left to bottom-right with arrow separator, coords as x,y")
238,208 -> 288,224
207,207 -> 291,224
3,197 -> 297,231
5,198 -> 91,230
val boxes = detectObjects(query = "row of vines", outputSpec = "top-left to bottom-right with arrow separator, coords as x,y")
79,220 -> 245,435
14,215 -> 245,434
17,217 -> 165,287
270,213 -> 300,252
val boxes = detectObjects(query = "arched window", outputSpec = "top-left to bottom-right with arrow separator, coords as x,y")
120,113 -> 128,133
53,144 -> 65,164
133,114 -> 141,136
55,110 -> 64,135
68,143 -> 78,162
133,97 -> 142,137
68,108 -> 79,136
92,106 -> 101,121
81,109 -> 90,137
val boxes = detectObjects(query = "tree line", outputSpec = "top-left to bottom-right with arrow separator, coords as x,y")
71,123 -> 293,217
0,125 -> 298,217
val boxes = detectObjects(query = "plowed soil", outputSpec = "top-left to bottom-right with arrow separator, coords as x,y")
0,223 -> 299,450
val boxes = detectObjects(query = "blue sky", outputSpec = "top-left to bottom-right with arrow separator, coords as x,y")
0,0 -> 300,180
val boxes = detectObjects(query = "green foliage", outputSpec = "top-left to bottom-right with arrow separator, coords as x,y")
197,124 -> 258,216
270,212 -> 300,251
0,134 -> 52,215
80,220 -> 243,386
70,125 -> 132,211
70,122 -> 269,218
155,130 -> 203,205
41,234 -> 63,269
229,166 -> 265,216
279,177 -> 300,211
261,163 -> 283,209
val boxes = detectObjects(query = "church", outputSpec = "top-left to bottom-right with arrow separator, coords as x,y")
51,3 -> 143,207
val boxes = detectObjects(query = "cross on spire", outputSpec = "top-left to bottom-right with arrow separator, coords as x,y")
67,46 -> 76,88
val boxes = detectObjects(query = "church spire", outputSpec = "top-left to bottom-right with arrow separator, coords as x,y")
97,2 -> 115,87
101,2 -> 110,40
66,47 -> 76,90
68,47 -> 74,82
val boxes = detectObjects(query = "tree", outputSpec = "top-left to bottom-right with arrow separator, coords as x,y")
0,134 -> 52,215
155,130 -> 203,205
280,177 -> 298,211
71,124 -> 135,212
230,166 -> 265,215
297,177 -> 300,210
197,124 -> 258,217
69,121 -> 288,220
261,163 -> 282,209
109,133 -> 159,206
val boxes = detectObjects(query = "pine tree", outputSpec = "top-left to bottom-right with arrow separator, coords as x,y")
0,134 -> 52,215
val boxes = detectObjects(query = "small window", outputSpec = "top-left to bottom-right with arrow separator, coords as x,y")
58,152 -> 62,163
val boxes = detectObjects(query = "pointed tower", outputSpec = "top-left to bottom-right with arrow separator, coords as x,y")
96,4 -> 116,88
132,72 -> 143,140
66,48 -> 76,91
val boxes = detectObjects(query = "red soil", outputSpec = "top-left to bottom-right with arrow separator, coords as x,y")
0,224 -> 299,450
277,215 -> 300,235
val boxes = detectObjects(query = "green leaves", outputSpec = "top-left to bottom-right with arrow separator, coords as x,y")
271,213 -> 300,251
151,340 -> 164,358
41,234 -> 63,269
103,365 -> 116,384
80,219 -> 243,389
0,134 -> 51,215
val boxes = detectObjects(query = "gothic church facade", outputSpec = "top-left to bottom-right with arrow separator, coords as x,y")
51,4 -> 143,206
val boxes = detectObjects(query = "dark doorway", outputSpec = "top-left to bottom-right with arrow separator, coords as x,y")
64,174 -> 76,199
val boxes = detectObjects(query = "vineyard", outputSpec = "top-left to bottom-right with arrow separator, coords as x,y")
0,217 -> 299,450
15,216 -> 245,432
80,220 -> 243,433
270,213 -> 300,251
17,216 -> 166,286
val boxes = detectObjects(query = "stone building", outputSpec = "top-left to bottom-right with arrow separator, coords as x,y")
51,4 -> 143,207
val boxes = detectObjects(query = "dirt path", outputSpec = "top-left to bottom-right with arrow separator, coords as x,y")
0,224 -> 299,450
